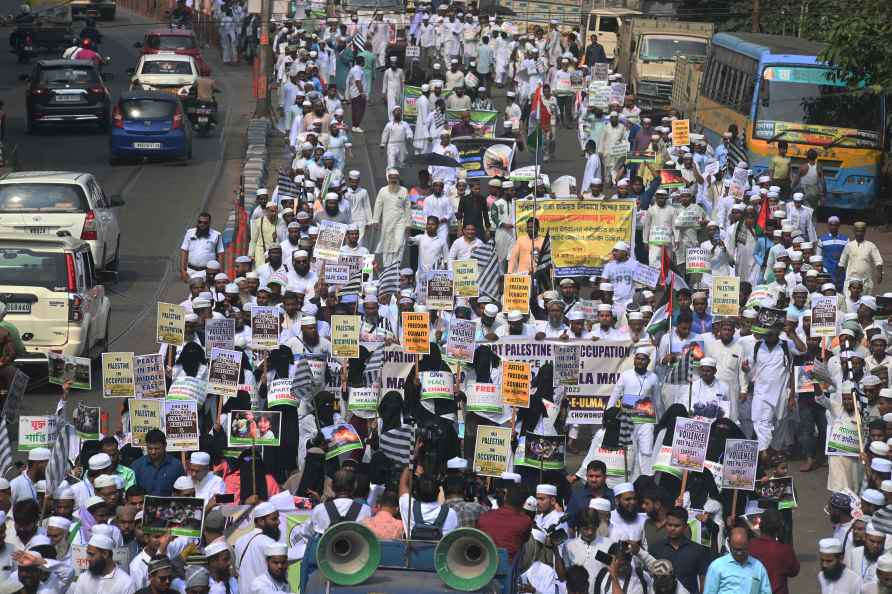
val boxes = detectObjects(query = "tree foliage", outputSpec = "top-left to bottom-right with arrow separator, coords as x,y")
819,0 -> 892,89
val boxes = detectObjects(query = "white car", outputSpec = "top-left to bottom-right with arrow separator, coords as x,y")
129,53 -> 198,95
0,171 -> 123,272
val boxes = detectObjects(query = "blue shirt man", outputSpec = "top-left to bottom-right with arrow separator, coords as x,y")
131,429 -> 184,496
819,216 -> 848,289
703,527 -> 772,594
566,460 -> 615,527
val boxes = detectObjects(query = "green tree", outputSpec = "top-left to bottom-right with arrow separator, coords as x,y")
819,0 -> 892,89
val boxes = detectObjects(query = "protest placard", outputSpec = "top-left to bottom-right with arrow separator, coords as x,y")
205,318 -> 235,353
473,426 -> 512,477
420,371 -> 454,400
826,419 -> 860,456
712,276 -> 740,317
331,315 -> 360,358
208,348 -> 241,400
670,417 -> 711,472
566,395 -> 608,425
314,221 -> 347,261
811,296 -> 838,337
755,476 -> 798,510
467,383 -> 504,414
135,354 -> 166,398
323,264 -> 351,286
164,399 -> 199,451
321,423 -> 363,459
592,62 -> 609,81
130,399 -> 163,447
621,391 -> 657,424
451,259 -> 478,297
502,274 -> 531,314
250,306 -> 280,350
553,345 -> 580,386
228,410 -> 282,446
101,352 -> 135,398
445,318 -> 476,363
71,545 -> 131,572
17,416 -> 56,452
347,387 -> 378,413
267,378 -> 297,407
795,365 -> 815,393
721,439 -> 759,490
652,445 -> 683,478
501,360 -> 531,407
142,496 -> 205,537
672,119 -> 690,146
156,302 -> 185,345
686,247 -> 709,274
74,402 -> 100,440
339,254 -> 364,279
631,261 -> 660,288
517,434 -> 566,470
48,353 -> 91,390
426,270 -> 454,310
401,312 -> 430,354
167,376 -> 207,406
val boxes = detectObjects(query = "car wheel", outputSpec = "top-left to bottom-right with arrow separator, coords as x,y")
108,236 -> 121,274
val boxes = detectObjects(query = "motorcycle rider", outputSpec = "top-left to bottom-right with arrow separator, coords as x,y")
79,18 -> 102,47
170,0 -> 192,27
65,38 -> 104,66
192,75 -> 220,127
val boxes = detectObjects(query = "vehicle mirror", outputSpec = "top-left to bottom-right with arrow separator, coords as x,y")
133,41 -> 142,48
18,74 -> 29,82
109,194 -> 125,207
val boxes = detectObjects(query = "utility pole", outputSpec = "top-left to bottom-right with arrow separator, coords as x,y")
255,0 -> 273,116
751,0 -> 760,32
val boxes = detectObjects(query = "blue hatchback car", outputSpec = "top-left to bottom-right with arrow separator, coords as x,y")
109,91 -> 192,165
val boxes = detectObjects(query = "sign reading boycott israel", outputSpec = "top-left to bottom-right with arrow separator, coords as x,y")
515,200 -> 635,276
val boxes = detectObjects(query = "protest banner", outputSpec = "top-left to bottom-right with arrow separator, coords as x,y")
467,383 -> 504,414
420,371 -> 454,400
811,296 -> 838,337
331,315 -> 360,359
156,302 -> 186,345
712,276 -> 740,317
74,402 -> 100,440
685,248 -> 709,274
347,387 -> 378,414
592,62 -> 609,81
205,318 -> 235,353
621,391 -> 657,424
672,119 -> 690,146
722,439 -> 759,490
451,259 -> 478,297
101,352 -> 135,398
501,360 -> 531,408
826,419 -> 860,456
321,423 -> 363,459
3,369 -> 27,419
323,264 -> 351,286
426,269 -> 455,310
48,352 -> 91,390
566,395 -> 609,425
652,445 -> 683,478
208,348 -> 241,400
795,365 -> 815,393
267,378 -> 297,407
594,447 -> 627,478
135,354 -> 166,398
17,416 -> 56,452
142,496 -> 205,537
631,261 -> 660,288
553,345 -> 580,386
378,346 -> 418,398
168,376 -> 207,407
670,417 -> 711,473
401,312 -> 430,354
517,434 -> 566,470
250,306 -> 280,350
130,399 -> 163,447
445,319 -> 476,363
314,220 -> 347,261
659,169 -> 685,189
515,200 -> 636,276
446,109 -> 499,138
755,476 -> 798,510
473,426 -> 512,477
502,274 -> 531,314
588,81 -> 609,108
401,85 -> 423,122
71,545 -> 131,572
228,410 -> 282,447
164,399 -> 199,451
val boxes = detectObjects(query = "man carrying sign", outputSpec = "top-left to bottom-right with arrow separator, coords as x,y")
607,347 -> 660,475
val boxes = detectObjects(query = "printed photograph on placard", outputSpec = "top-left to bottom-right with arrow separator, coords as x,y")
142,496 -> 205,538
227,410 -> 281,447
73,402 -> 100,440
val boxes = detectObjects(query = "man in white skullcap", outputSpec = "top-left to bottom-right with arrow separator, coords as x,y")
380,106 -> 413,170
609,483 -> 647,545
187,452 -> 226,505
533,484 -> 567,538
827,384 -> 864,494
10,448 -> 49,506
204,540 -> 237,594
71,453 -> 113,511
234,502 -> 282,594
249,543 -> 291,593
371,169 -> 412,267
688,357 -> 734,423
818,537 -> 861,593
605,347 -> 659,476
844,522 -> 885,584
840,221 -> 884,295
70,534 -> 134,594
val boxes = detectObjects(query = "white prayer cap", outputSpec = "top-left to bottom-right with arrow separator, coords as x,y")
567,310 -> 584,321
386,168 -> 399,176
174,476 -> 195,491
699,357 -> 717,368
447,457 -> 468,470
28,447 -> 50,462
880,389 -> 892,400
86,495 -> 106,509
88,534 -> 115,551
589,497 -> 611,512
628,312 -> 643,321
640,305 -> 653,313
192,298 -> 212,309
300,315 -> 317,327
523,497 -> 538,513
483,304 -> 499,317
35,480 -> 46,493
500,472 -> 522,483
792,192 -> 804,202
506,310 -> 524,322
613,241 -> 629,252
596,304 -> 612,313
866,523 -> 885,537
265,543 -> 288,557
590,177 -> 603,185
89,453 -> 112,471
614,482 -> 635,496
758,175 -> 770,183
743,309 -> 758,319
821,283 -> 836,292
253,502 -> 277,519
93,474 -> 116,489
871,441 -> 890,456
882,480 -> 892,493
55,487 -> 73,500
47,516 -> 71,530
535,484 -> 557,497
819,538 -> 843,554
205,541 -> 230,558
600,282 -> 613,291
185,313 -> 199,323
828,216 -> 840,224
863,489 -> 886,506
190,452 -> 211,466
872,458 -> 892,473
348,169 -> 361,179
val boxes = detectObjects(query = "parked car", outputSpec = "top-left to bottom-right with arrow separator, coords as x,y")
23,59 -> 111,133
127,52 -> 198,95
109,91 -> 192,164
0,232 -> 111,361
133,28 -> 210,76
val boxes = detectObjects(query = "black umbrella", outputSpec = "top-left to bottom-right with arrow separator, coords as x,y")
406,152 -> 461,168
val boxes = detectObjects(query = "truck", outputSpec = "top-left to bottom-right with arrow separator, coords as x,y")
69,0 -> 116,21
669,55 -> 703,119
615,17 -> 713,114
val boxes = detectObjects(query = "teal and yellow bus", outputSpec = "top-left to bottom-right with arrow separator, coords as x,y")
692,32 -> 886,211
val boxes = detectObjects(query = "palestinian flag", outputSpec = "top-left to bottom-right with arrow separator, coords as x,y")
527,84 -> 550,148
754,193 -> 770,236
647,247 -> 675,336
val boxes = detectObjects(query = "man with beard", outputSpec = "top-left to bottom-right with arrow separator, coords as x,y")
704,319 -> 747,426
286,315 -> 331,356
591,304 -> 624,340
315,192 -> 352,226
204,541 -> 237,594
371,169 -> 412,267
609,483 -> 646,546
340,224 -> 369,256
535,300 -> 569,340
817,537 -> 861,593
179,212 -> 225,283
688,358 -> 732,423
234,502 -> 281,594
845,523 -> 885,584
286,250 -> 318,297
71,534 -> 135,594
703,527 -> 770,593
280,222 -> 302,263
113,506 -> 139,561
187,452 -> 225,506
605,349 -> 658,472
10,500 -> 42,551
249,543 -> 291,593
567,461 -> 615,527
863,554 -> 892,594
304,469 -> 371,536
44,517 -> 72,566
561,508 -> 613,591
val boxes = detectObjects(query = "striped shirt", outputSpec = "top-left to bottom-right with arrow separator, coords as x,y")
379,425 -> 414,465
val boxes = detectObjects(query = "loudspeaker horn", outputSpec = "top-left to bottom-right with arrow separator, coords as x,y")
434,527 -> 499,591
316,521 -> 381,586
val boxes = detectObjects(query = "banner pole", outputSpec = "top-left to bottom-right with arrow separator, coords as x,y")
679,469 -> 688,501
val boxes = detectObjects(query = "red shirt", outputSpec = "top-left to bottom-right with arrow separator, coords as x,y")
476,506 -> 532,560
748,536 -> 800,594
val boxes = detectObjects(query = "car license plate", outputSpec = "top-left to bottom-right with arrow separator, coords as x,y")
54,95 -> 81,103
28,227 -> 51,234
133,142 -> 162,149
6,302 -> 31,314
198,116 -> 208,123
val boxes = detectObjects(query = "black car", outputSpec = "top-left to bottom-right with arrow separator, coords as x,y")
24,59 -> 110,133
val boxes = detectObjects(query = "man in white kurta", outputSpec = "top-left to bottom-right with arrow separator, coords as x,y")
748,331 -> 798,454
430,132 -> 460,188
372,171 -> 412,267
607,349 -> 659,475
234,503 -> 281,594
688,357 -> 734,422
642,190 -> 676,268
188,452 -> 226,504
839,221 -> 884,294
70,534 -> 135,594
704,321 -> 749,424
249,543 -> 292,593
413,86 -> 432,152
380,107 -> 413,170
344,171 -> 373,246
422,180 -> 454,242
381,58 -> 405,118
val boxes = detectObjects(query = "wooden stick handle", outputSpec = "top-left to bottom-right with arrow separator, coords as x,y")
679,469 -> 689,500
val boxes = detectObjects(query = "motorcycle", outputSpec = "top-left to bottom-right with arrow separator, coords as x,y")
11,31 -> 33,63
183,96 -> 217,137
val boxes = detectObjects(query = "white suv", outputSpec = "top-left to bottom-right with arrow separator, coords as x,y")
129,53 -> 199,95
0,233 -> 111,361
0,171 -> 123,272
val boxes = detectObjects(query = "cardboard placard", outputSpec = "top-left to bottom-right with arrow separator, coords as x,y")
566,395 -> 607,425
208,348 -> 242,400
314,220 -> 348,262
321,423 -> 363,459
452,259 -> 478,297
142,496 -> 205,537
467,383 -> 503,414
130,399 -> 163,448
47,352 -> 91,390
101,352 -> 136,398
74,402 -> 100,440
670,417 -> 711,473
267,378 -> 297,407
553,345 -> 580,386
71,544 -> 131,572
826,419 -> 860,456
250,306 -> 281,350
426,269 -> 455,310
595,447 -> 627,478
631,261 -> 660,288
420,371 -> 454,400
401,312 -> 430,354
501,360 -> 531,408
652,444 -> 683,478
167,376 -> 207,406
811,296 -> 837,337
685,247 -> 709,274
721,439 -> 759,490
473,426 -> 512,477
338,254 -> 364,279
502,274 -> 531,314
331,315 -> 360,359
755,476 -> 797,510
621,391 -> 657,424
711,276 -> 740,317
17,416 -> 56,452
347,387 -> 378,413
518,434 -> 566,470
445,319 -> 476,363
156,302 -> 186,346
671,119 -> 690,146
323,264 -> 351,286
163,399 -> 199,452
205,317 -> 235,353
228,410 -> 282,446
795,365 -> 815,394
135,354 -> 166,398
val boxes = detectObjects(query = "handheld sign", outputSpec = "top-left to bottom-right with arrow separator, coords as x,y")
502,274 -> 531,314
131,399 -> 163,447
501,360 -> 531,408
426,269 -> 455,310
347,387 -> 378,414
142,496 -> 205,538
445,319 -> 476,362
721,439 -> 759,490
314,220 -> 347,261
74,403 -> 100,440
671,119 -> 690,146
267,378 -> 297,407
467,383 -> 504,414
811,296 -> 838,337
250,306 -> 280,350
135,354 -> 166,398
670,417 -> 711,473
401,312 -> 430,354
101,352 -> 136,398
826,418 -> 860,456
331,315 -> 360,359
553,345 -> 580,386
205,318 -> 235,353
473,426 -> 512,477
452,259 -> 478,297
228,410 -> 282,447
712,276 -> 740,317
17,416 -> 56,452
208,348 -> 242,400
685,248 -> 709,274
163,399 -> 200,452
420,371 -> 454,400
156,302 -> 186,345
321,423 -> 363,459
518,434 -> 566,470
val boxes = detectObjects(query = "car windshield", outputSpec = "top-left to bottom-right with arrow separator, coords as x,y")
121,99 -> 175,119
38,66 -> 99,85
148,35 -> 196,50
0,184 -> 89,212
0,247 -> 67,290
141,60 -> 192,75
639,37 -> 707,61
